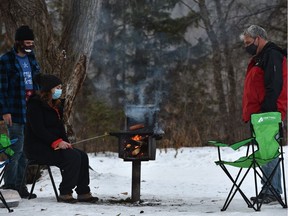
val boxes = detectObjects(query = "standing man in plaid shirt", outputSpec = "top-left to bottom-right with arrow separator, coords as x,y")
0,25 -> 40,198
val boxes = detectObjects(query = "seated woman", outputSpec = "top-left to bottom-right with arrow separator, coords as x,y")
24,73 -> 98,203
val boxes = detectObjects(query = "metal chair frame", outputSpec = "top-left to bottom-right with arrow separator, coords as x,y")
22,160 -> 59,201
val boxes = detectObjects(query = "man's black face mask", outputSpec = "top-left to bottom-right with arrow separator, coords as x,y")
245,40 -> 258,56
16,41 -> 34,54
21,44 -> 34,54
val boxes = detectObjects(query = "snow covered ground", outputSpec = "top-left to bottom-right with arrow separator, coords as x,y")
1,146 -> 287,216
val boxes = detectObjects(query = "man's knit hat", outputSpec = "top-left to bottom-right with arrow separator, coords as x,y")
15,25 -> 34,41
33,73 -> 62,91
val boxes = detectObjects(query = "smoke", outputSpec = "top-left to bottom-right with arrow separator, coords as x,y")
124,68 -> 165,106
125,104 -> 158,124
124,104 -> 164,135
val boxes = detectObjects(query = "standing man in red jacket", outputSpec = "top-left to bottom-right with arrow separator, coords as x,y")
241,25 -> 287,204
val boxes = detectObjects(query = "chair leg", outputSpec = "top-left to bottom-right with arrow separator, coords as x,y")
251,164 -> 266,211
24,161 -> 59,201
253,159 -> 287,208
20,162 -> 30,192
0,191 -> 13,213
0,165 -> 7,185
47,166 -> 59,202
219,164 -> 255,211
0,165 -> 13,213
28,165 -> 41,199
280,152 -> 287,208
250,161 -> 282,210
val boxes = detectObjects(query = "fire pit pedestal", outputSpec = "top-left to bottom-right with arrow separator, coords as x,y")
132,160 -> 141,202
109,131 -> 157,202
109,104 -> 163,202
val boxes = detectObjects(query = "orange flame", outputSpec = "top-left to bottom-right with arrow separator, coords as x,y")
131,135 -> 142,141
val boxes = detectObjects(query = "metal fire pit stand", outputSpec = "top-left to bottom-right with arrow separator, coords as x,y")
110,131 -> 155,202
132,160 -> 141,202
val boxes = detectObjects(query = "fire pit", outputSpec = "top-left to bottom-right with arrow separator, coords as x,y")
110,105 -> 163,202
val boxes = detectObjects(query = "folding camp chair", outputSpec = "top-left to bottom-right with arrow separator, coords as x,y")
209,112 -> 287,211
0,134 -> 17,213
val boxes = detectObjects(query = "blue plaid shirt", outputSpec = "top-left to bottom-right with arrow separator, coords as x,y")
0,48 -> 40,124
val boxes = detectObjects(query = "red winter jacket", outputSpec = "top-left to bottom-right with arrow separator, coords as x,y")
242,42 -> 287,122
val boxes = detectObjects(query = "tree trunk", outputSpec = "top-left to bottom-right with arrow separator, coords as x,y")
198,0 -> 229,139
0,0 -> 102,140
214,0 -> 238,142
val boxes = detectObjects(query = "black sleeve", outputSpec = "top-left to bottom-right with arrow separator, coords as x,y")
27,102 -> 62,146
261,49 -> 283,112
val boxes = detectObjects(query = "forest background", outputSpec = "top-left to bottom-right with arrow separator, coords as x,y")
0,0 -> 287,153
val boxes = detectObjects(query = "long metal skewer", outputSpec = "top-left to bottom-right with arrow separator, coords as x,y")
54,132 -> 109,150
72,133 -> 109,145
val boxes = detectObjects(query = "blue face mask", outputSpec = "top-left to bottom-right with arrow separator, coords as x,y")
52,89 -> 62,100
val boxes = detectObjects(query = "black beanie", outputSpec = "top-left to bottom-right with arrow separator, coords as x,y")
33,74 -> 62,91
15,25 -> 34,41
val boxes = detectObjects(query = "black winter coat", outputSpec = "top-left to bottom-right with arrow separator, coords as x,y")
24,94 -> 68,160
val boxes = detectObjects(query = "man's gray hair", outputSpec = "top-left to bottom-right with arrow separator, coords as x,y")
240,25 -> 268,40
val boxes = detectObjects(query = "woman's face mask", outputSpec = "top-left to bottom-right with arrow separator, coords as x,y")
52,89 -> 62,100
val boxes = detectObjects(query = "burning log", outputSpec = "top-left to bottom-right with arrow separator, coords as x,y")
124,135 -> 148,157
131,147 -> 141,156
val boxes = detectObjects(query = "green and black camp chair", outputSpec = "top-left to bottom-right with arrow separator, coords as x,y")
209,112 -> 287,211
0,134 -> 17,213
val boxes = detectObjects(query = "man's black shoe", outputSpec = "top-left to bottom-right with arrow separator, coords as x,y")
250,193 -> 281,204
18,187 -> 37,199
250,193 -> 264,202
262,194 -> 281,204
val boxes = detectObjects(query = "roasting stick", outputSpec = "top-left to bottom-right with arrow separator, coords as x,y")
54,132 -> 109,150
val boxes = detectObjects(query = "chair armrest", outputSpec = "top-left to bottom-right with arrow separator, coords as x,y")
229,138 -> 253,150
208,140 -> 229,147
208,138 -> 253,150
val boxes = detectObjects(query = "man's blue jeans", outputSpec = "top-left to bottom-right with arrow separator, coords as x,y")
261,158 -> 282,195
3,123 -> 27,190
